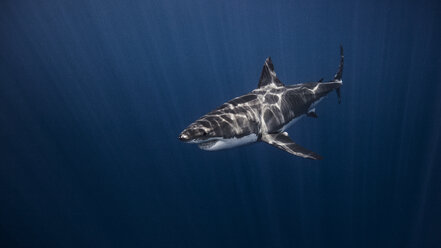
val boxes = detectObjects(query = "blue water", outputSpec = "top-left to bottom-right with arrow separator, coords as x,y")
1,0 -> 441,247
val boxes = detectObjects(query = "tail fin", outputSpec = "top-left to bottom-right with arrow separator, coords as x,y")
334,45 -> 344,103
334,45 -> 344,81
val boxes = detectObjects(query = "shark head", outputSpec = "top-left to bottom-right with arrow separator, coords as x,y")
178,117 -> 259,151
178,122 -> 222,149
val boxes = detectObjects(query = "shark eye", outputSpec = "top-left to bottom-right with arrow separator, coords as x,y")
202,131 -> 208,136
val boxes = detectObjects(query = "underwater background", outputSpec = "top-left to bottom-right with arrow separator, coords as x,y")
1,0 -> 441,247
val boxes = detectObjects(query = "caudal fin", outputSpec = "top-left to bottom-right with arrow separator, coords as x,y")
334,45 -> 344,103
334,45 -> 344,81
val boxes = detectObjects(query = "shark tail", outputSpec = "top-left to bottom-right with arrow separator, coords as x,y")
334,45 -> 344,104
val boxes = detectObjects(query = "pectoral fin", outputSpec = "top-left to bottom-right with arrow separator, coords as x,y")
261,133 -> 323,160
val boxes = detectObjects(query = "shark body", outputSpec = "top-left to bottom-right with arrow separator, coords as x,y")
179,47 -> 344,160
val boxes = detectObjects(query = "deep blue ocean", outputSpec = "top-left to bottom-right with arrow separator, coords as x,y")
1,0 -> 441,247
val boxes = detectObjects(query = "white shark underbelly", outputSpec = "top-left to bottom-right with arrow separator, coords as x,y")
198,134 -> 258,151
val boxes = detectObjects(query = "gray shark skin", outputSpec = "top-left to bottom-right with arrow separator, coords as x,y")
179,46 -> 344,160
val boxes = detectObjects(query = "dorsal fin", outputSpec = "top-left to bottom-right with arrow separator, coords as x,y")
258,57 -> 284,88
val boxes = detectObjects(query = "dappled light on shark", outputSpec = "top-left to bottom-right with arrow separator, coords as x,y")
179,46 -> 344,160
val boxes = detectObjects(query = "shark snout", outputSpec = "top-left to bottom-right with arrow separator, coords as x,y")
178,133 -> 190,142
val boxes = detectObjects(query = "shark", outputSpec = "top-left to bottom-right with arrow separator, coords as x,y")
178,46 -> 344,160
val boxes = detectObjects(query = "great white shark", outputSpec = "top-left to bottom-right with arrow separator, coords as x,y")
178,46 -> 344,160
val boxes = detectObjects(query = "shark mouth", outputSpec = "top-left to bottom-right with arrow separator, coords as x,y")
197,140 -> 219,150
